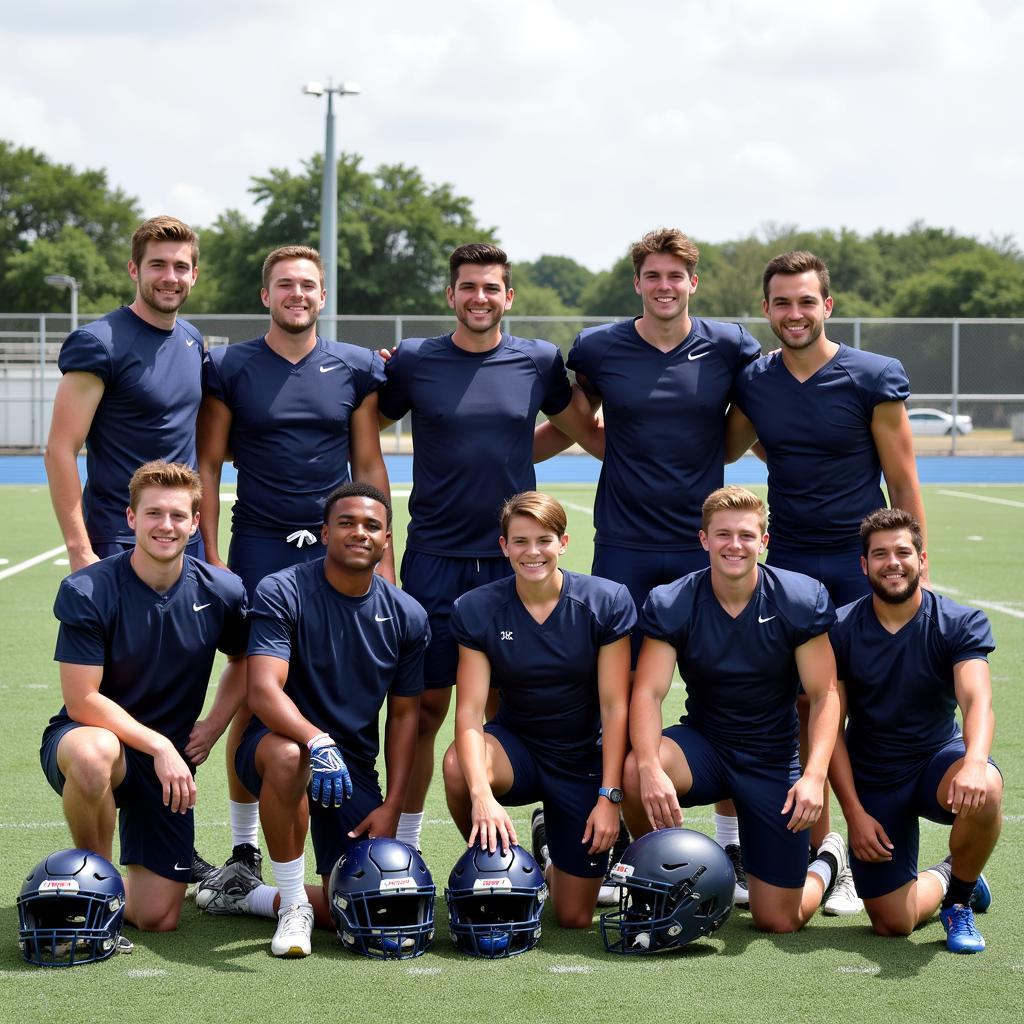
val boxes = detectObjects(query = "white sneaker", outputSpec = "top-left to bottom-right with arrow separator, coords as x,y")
271,902 -> 314,958
823,866 -> 864,916
195,860 -> 261,915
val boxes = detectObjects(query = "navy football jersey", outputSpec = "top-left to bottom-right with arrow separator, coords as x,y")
246,560 -> 429,769
830,590 -> 995,786
567,317 -> 761,551
452,571 -> 636,759
203,337 -> 385,533
377,333 -> 572,557
58,307 -> 204,545
52,552 -> 249,750
733,344 -> 910,552
641,565 -> 835,758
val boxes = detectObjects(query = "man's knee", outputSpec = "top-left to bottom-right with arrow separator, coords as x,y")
441,744 -> 464,795
417,689 -> 451,738
60,730 -> 122,795
258,737 -> 308,794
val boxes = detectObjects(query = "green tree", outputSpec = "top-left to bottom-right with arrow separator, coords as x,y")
579,254 -> 639,316
889,249 -> 1024,317
517,255 -> 594,310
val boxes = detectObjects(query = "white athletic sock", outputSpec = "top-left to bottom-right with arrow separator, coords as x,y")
229,800 -> 260,849
808,858 -> 834,892
396,811 -> 424,850
248,885 -> 279,919
923,863 -> 952,896
269,854 -> 307,910
714,813 -> 740,848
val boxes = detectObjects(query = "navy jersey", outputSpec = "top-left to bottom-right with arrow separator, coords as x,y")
203,337 -> 385,533
247,560 -> 429,769
452,571 -> 636,759
57,307 -> 204,545
733,345 -> 910,552
830,590 -> 995,786
377,333 -> 572,557
567,317 -> 761,551
641,565 -> 835,758
52,552 -> 249,750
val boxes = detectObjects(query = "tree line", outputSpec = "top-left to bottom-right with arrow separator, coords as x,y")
3,139 -> 1023,319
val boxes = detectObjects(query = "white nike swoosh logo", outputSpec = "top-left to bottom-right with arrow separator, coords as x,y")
193,602 -> 211,612
174,862 -> 190,873
687,349 -> 710,361
319,364 -> 340,373
758,614 -> 775,623
186,339 -> 195,347
375,614 -> 393,623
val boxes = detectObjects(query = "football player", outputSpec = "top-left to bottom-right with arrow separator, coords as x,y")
828,509 -> 1001,953
195,483 -> 427,958
196,245 -> 390,883
40,461 -> 248,931
376,243 -> 603,854
623,486 -> 846,933
442,492 -> 634,927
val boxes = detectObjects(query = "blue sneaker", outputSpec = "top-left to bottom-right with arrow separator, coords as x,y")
939,904 -> 985,954
970,874 -> 991,914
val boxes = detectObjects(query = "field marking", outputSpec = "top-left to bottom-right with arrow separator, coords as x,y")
837,966 -> 879,975
550,965 -> 594,974
0,545 -> 66,581
937,489 -> 1024,509
406,966 -> 442,976
933,583 -> 1024,621
126,968 -> 169,978
561,500 -> 594,516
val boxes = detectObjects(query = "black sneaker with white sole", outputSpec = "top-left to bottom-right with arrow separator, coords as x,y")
724,844 -> 750,906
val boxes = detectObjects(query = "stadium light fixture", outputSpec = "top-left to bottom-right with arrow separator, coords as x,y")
303,78 -> 361,335
44,273 -> 80,332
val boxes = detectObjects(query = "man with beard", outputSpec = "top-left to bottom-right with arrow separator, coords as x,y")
377,242 -> 603,854
828,509 -> 1000,953
725,250 -> 929,915
46,216 -> 205,571
195,245 -> 390,882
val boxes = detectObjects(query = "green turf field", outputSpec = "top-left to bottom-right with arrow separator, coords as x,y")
1,482 -> 1021,1024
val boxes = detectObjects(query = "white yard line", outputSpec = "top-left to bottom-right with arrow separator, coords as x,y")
932,582 -> 1024,621
0,545 -> 66,581
937,489 -> 1024,509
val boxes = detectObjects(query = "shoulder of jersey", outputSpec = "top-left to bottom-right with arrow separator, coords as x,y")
207,336 -> 262,370
188,556 -> 247,601
321,338 -> 373,364
177,318 -> 204,346
834,592 -> 872,625
576,320 -> 630,348
504,333 -> 559,355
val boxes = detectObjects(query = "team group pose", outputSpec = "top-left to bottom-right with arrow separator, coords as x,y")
35,217 -> 1001,961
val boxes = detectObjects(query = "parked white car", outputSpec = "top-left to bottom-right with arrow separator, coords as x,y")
907,407 -> 973,435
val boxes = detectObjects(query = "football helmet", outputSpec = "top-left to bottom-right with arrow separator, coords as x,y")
17,849 -> 126,967
600,828 -> 734,954
445,843 -> 547,957
328,838 -> 435,959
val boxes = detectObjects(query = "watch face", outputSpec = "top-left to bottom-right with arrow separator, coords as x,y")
602,787 -> 624,804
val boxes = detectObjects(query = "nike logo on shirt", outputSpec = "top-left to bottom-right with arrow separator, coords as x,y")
193,602 -> 211,612
687,349 -> 710,361
758,615 -> 775,624
319,364 -> 341,373
186,339 -> 196,347
375,614 -> 393,623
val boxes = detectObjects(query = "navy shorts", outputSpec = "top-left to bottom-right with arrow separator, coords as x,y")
94,534 -> 205,562
664,722 -> 808,888
849,738 -> 1001,900
486,721 -> 606,879
592,545 -> 708,666
40,718 -> 195,884
766,544 -> 869,608
401,550 -> 512,689
228,529 -> 325,600
235,725 -> 384,876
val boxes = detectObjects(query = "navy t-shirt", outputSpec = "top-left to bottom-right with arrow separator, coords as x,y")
733,344 -> 910,552
830,590 -> 995,786
377,333 -> 572,557
641,565 -> 835,758
567,317 -> 761,551
203,337 -> 385,533
246,560 -> 429,770
52,552 -> 249,750
452,571 -> 636,760
57,307 -> 204,545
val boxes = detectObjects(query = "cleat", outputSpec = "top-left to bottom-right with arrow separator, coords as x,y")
598,818 -> 631,906
815,832 -> 848,905
190,848 -> 217,885
939,904 -> 985,954
115,934 -> 135,955
272,902 -> 314,958
823,866 -> 864,916
724,844 -> 749,907
531,808 -> 551,874
970,874 -> 991,914
195,859 -> 261,915
226,842 -> 264,882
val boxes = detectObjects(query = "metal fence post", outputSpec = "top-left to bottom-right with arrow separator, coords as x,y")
853,318 -> 861,350
950,321 -> 960,456
392,317 -> 403,452
37,314 -> 47,450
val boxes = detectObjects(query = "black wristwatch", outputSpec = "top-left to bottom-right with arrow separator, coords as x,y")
598,786 -> 624,804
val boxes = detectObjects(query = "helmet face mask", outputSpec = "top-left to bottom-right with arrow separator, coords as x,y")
445,844 -> 547,958
600,828 -> 734,954
329,838 -> 435,959
17,849 -> 126,967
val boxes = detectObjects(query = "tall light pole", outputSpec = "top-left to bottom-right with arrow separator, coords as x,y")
44,274 -> 80,331
302,78 -> 361,337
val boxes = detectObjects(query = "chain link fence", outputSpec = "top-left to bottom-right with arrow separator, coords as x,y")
2,313 -> 1022,451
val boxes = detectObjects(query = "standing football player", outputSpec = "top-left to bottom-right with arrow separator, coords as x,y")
623,486 -> 846,934
442,492 -> 634,928
195,483 -> 427,959
40,461 -> 248,931
828,509 -> 1001,953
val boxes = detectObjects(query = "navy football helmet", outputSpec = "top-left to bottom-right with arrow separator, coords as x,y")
328,838 -> 435,959
600,828 -> 734,954
17,849 -> 126,967
445,843 -> 547,957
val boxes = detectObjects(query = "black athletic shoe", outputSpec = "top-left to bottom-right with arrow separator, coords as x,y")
226,842 -> 263,882
190,848 -> 217,886
724,844 -> 750,906
598,817 -> 631,906
530,808 -> 551,874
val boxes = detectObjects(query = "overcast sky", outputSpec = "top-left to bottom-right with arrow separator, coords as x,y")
2,0 -> 1021,271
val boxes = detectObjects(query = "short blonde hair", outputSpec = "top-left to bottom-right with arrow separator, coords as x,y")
701,485 -> 766,535
128,460 -> 202,514
630,228 -> 700,277
500,491 -> 567,537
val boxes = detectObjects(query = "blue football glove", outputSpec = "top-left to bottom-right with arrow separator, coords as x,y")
308,737 -> 352,808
